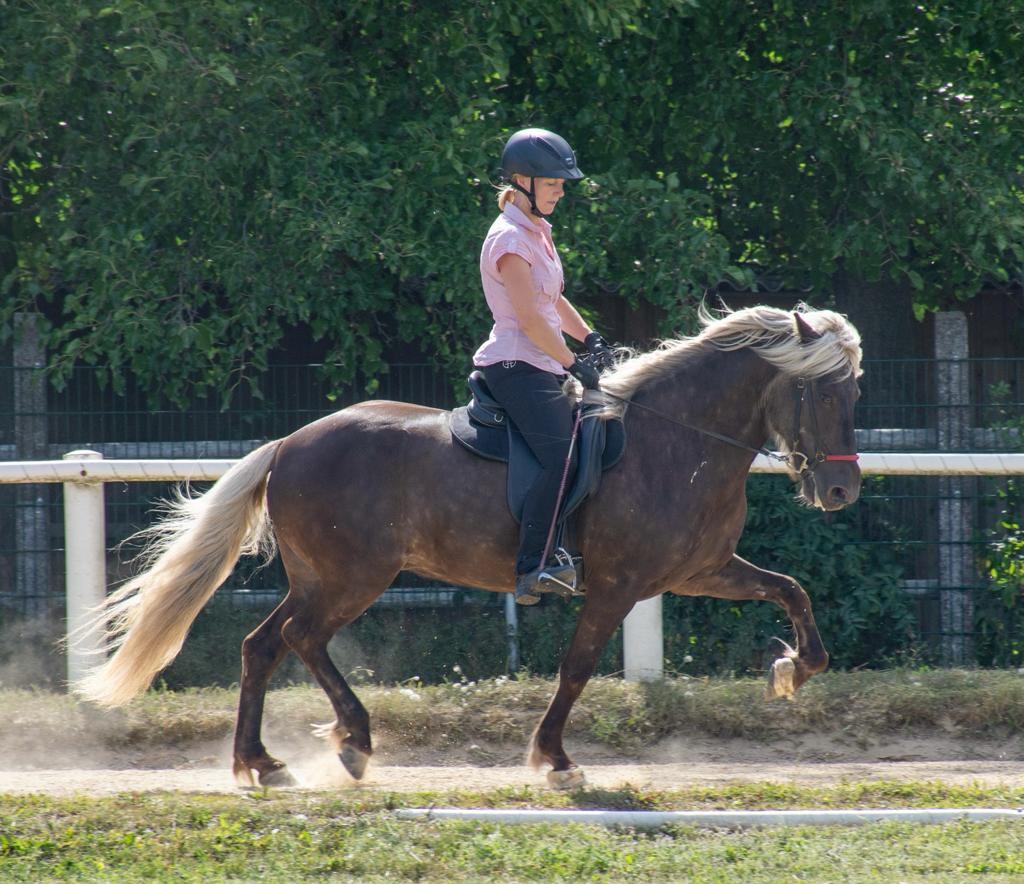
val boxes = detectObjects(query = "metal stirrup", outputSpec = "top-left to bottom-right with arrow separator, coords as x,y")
537,548 -> 578,596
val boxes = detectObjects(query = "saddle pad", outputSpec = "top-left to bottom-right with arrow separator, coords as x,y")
450,405 -> 626,523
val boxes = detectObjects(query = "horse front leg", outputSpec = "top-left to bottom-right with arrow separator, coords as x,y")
530,593 -> 636,789
683,555 -> 829,699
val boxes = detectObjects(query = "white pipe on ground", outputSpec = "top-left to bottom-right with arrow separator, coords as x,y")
395,807 -> 1024,828
63,450 -> 107,685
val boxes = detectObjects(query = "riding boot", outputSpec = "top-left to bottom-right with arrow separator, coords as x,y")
514,559 -> 577,606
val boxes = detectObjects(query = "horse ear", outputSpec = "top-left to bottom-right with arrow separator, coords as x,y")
794,312 -> 822,343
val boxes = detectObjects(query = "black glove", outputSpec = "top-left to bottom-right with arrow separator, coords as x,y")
584,331 -> 616,370
567,355 -> 601,390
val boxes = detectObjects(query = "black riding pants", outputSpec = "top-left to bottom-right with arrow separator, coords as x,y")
481,361 -> 576,575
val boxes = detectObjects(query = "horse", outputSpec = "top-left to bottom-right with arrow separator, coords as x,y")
77,304 -> 863,789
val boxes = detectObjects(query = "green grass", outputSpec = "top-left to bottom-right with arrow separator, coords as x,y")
3,668 -> 1024,753
5,671 -> 1024,879
1,787 -> 1023,882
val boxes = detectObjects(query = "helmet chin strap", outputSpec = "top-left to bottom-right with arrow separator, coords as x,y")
510,178 -> 547,217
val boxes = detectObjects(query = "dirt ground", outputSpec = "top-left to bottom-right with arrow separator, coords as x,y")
2,729 -> 1023,796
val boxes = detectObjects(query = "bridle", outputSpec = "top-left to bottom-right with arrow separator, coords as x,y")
786,376 -> 860,476
594,376 -> 859,477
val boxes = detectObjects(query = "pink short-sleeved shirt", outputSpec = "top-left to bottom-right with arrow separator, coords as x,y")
472,202 -> 565,374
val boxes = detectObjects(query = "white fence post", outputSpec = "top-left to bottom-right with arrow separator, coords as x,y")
502,591 -> 520,673
62,449 -> 107,685
623,595 -> 664,682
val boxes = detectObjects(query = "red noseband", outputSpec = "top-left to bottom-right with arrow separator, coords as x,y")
824,454 -> 859,462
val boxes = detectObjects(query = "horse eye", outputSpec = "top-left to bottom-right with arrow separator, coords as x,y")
820,394 -> 833,405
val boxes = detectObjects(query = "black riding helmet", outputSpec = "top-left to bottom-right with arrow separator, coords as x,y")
500,128 -> 583,217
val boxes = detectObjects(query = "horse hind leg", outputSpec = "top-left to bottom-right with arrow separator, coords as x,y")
280,597 -> 380,782
232,598 -> 298,788
233,539 -> 383,788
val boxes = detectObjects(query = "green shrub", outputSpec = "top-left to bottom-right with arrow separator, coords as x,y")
976,480 -> 1024,668
663,475 -> 914,675
974,386 -> 1024,668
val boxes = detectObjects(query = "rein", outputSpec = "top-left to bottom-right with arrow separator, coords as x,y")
594,377 -> 859,476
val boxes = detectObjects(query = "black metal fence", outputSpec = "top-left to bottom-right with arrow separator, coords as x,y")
3,357 -> 1020,452
0,363 -> 457,454
857,357 -> 1024,439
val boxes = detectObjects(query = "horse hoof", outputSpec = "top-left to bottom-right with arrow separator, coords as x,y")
340,744 -> 371,780
547,766 -> 586,790
765,656 -> 796,701
259,764 -> 297,788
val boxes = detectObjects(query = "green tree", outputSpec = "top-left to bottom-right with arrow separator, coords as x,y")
2,1 -> 1022,401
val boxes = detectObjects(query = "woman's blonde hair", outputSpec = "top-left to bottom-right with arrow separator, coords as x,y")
496,173 -> 529,210
497,184 -> 518,210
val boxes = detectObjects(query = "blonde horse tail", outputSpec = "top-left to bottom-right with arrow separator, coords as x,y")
75,439 -> 283,707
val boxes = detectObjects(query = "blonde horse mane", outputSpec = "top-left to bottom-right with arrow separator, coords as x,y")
597,304 -> 862,416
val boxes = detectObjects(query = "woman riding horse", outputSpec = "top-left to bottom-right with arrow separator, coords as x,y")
76,273 -> 863,790
474,127 -> 614,604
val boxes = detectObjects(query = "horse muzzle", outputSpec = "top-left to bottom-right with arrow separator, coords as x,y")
800,460 -> 861,511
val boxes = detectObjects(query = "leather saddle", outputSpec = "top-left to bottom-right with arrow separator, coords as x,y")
449,370 -> 626,525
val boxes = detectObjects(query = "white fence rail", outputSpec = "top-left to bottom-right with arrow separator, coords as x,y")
4,451 -> 1024,484
3,450 -> 1024,685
